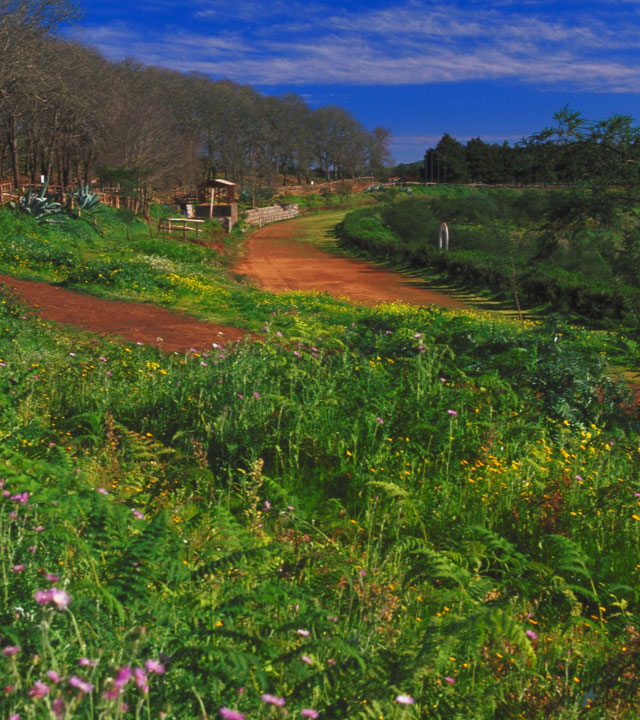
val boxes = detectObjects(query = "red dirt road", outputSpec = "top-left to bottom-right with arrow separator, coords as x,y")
0,275 -> 249,353
234,219 -> 466,309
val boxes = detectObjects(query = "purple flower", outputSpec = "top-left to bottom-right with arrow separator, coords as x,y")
301,710 -> 319,718
444,676 -> 455,684
106,371 -> 113,377
68,352 -> 76,357
376,416 -> 384,424
47,670 -> 60,684
261,694 -> 286,707
396,694 -> 415,705
236,393 -> 244,399
99,357 -> 107,363
51,588 -> 71,610
114,666 -> 131,688
302,655 -> 312,665
12,564 -> 25,572
293,351 -> 302,358
134,667 -> 148,693
78,658 -> 98,668
132,509 -> 145,520
526,629 -> 539,640
297,629 -> 310,637
97,487 -> 108,495
36,589 -> 52,604
220,709 -> 245,720
145,659 -> 165,675
414,333 -> 422,338
2,645 -> 20,656
28,680 -> 50,698
447,409 -> 458,416
253,391 -> 260,398
69,675 -> 94,694
52,697 -> 65,718
45,573 -> 60,583
8,715 -> 20,720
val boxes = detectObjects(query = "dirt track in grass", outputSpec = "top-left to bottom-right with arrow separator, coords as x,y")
0,275 -> 250,353
234,215 -> 467,309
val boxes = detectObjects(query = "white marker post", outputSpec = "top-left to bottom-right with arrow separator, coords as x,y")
439,222 -> 449,251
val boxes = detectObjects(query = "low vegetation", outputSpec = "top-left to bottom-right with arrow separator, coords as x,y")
336,186 -> 640,330
1,206 -> 639,719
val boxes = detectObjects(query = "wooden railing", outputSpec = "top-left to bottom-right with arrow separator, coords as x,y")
157,217 -> 205,241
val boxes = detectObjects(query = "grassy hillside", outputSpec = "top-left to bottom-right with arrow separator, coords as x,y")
0,206 -> 639,719
336,188 -> 640,329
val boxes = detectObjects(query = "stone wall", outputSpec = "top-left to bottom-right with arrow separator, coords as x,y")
244,204 -> 298,226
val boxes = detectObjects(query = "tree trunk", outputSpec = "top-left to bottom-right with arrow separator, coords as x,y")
9,116 -> 20,189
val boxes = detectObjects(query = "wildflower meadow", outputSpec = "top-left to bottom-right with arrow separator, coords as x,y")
0,204 -> 639,719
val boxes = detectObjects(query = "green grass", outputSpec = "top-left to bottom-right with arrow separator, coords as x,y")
0,204 -> 639,719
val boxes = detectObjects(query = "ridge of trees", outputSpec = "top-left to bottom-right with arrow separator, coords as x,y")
418,108 -> 640,186
0,0 -> 391,194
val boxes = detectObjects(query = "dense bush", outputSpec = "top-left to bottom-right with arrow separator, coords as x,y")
337,189 -> 640,327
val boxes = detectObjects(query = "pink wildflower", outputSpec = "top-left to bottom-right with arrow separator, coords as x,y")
297,629 -> 310,637
69,675 -> 94,693
47,670 -> 60,684
301,710 -> 319,718
302,655 -> 312,665
114,666 -> 131,688
28,680 -> 50,698
145,658 -> 165,674
526,629 -> 539,640
50,588 -> 71,610
261,694 -> 286,707
2,646 -> 20,656
396,694 -> 415,705
134,667 -> 148,693
52,697 -> 65,718
444,676 -> 455,684
220,709 -> 245,720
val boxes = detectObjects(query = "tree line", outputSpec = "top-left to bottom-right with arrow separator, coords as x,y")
403,109 -> 640,186
0,0 -> 391,195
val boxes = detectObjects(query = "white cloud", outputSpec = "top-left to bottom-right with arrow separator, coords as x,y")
74,1 -> 640,92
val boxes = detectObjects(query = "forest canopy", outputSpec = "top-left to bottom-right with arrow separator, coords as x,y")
0,0 -> 391,191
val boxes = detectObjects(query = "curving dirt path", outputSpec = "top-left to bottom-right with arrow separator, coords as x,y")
0,275 -> 250,353
234,216 -> 467,309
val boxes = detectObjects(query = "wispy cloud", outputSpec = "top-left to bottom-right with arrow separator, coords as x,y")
74,1 -> 640,92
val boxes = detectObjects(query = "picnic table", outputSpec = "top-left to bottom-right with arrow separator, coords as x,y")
158,217 -> 204,241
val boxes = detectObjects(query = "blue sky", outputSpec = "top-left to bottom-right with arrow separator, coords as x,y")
71,0 -> 640,164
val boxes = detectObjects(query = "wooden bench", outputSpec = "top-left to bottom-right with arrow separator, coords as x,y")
158,217 -> 205,241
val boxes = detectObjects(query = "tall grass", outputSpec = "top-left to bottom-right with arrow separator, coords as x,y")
0,206 -> 639,718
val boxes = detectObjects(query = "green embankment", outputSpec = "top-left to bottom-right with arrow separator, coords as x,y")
336,188 -> 640,329
0,204 -> 639,719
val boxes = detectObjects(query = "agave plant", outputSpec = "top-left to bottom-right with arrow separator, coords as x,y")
67,182 -> 100,212
10,181 -> 65,223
